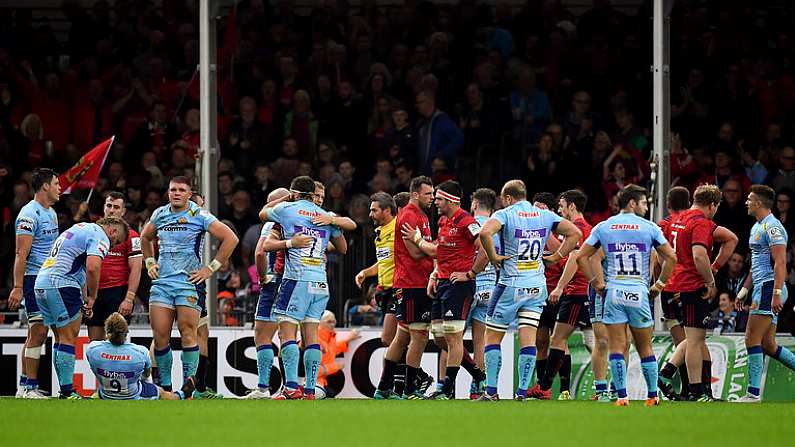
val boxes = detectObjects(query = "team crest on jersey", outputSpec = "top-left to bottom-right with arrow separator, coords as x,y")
769,227 -> 783,237
178,217 -> 188,224
189,208 -> 199,217
186,296 -> 198,305
17,220 -> 34,232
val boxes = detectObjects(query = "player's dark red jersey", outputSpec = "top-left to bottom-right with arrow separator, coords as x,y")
394,202 -> 434,288
668,208 -> 716,292
658,211 -> 682,292
99,229 -> 141,289
545,233 -> 563,291
564,217 -> 593,296
436,208 -> 480,279
273,223 -> 285,274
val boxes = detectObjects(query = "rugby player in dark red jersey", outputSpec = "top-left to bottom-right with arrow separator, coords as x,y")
657,185 -> 738,401
531,192 -> 566,391
655,186 -> 692,398
401,180 -> 489,399
374,176 -> 436,399
529,189 -> 594,400
86,192 -> 143,341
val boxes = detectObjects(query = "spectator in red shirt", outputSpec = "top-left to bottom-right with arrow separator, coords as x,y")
73,78 -> 113,150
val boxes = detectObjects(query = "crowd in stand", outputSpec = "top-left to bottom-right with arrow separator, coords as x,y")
1,0 -> 795,331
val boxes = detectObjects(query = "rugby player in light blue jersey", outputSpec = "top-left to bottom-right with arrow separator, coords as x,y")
736,185 -> 795,402
245,188 -> 312,399
140,176 -> 239,394
34,217 -> 129,399
477,180 -> 581,401
9,168 -> 60,398
468,187 -> 499,399
259,176 -> 349,400
87,312 -> 195,400
578,184 -> 677,406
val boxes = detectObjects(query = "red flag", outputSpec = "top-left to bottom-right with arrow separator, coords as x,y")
59,136 -> 114,194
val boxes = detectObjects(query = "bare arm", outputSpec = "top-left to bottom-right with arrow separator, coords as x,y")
261,227 -> 312,252
399,223 -> 433,259
258,195 -> 292,222
254,236 -> 269,282
85,255 -> 103,314
124,255 -> 142,307
207,220 -> 239,266
331,234 -> 347,255
543,220 -> 582,264
8,234 -> 32,309
711,226 -> 739,271
692,245 -> 716,299
140,222 -> 157,260
650,243 -> 677,298
479,218 -> 509,267
356,262 -> 379,288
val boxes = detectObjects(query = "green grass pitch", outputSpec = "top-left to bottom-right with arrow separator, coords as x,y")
1,399 -> 794,446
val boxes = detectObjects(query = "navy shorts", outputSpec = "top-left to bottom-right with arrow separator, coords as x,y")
660,291 -> 682,323
23,275 -> 42,322
255,277 -> 282,322
436,280 -> 474,321
557,295 -> 591,328
396,288 -> 432,324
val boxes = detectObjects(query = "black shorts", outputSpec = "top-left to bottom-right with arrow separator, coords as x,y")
86,286 -> 129,327
660,291 -> 682,323
396,288 -> 431,324
557,295 -> 591,328
681,288 -> 713,329
539,300 -> 560,329
436,280 -> 475,321
431,295 -> 443,320
375,288 -> 398,315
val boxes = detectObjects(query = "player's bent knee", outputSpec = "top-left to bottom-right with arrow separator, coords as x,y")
443,320 -> 466,333
517,310 -> 541,329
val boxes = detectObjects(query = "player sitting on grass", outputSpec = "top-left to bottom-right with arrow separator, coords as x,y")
86,312 -> 195,400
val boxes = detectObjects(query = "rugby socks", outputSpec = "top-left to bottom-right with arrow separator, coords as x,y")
484,344 -> 501,395
436,379 -> 444,393
181,345 -> 200,380
256,344 -> 274,391
281,341 -> 300,390
516,346 -> 537,397
377,358 -> 398,392
54,344 -> 76,396
405,366 -> 419,395
594,379 -> 608,394
773,345 -> 795,371
640,356 -> 658,398
196,354 -> 208,392
19,374 -> 27,389
608,353 -> 628,399
394,351 -> 407,395
678,364 -> 690,395
154,346 -> 173,390
303,344 -> 321,397
540,348 -> 565,391
560,354 -> 572,392
747,345 -> 763,397
461,351 -> 487,383
535,358 -> 547,383
702,360 -> 712,397
442,366 -> 460,397
659,362 -> 677,382
152,367 -> 161,386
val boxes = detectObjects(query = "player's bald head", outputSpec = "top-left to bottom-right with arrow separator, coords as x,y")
268,188 -> 290,202
501,180 -> 527,200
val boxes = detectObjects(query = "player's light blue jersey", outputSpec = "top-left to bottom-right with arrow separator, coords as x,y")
15,199 -> 59,276
492,200 -> 561,288
35,223 -> 110,289
150,202 -> 218,284
585,212 -> 668,290
749,213 -> 788,285
475,215 -> 500,289
86,340 -> 151,399
260,222 -> 279,276
268,200 -> 342,282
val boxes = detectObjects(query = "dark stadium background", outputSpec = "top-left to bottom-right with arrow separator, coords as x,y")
0,0 -> 794,335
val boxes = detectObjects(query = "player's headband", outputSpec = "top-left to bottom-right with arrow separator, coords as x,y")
436,190 -> 460,204
290,188 -> 315,196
